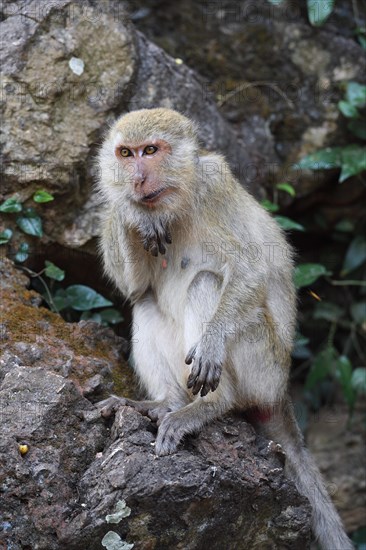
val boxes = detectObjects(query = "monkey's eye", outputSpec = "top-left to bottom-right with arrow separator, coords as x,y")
120,147 -> 132,157
144,145 -> 158,155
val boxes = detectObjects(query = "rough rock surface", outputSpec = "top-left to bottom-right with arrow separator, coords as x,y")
0,257 -> 312,549
0,0 -> 250,250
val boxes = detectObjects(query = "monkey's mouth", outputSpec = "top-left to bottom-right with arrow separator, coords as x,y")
140,187 -> 168,204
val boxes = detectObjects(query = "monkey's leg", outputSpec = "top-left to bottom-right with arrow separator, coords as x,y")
119,292 -> 191,425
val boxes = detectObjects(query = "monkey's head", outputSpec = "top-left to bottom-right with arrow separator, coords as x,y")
98,108 -> 199,214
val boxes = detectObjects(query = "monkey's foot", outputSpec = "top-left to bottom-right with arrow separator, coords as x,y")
155,412 -> 184,456
185,345 -> 223,397
97,396 -> 172,422
96,395 -> 128,418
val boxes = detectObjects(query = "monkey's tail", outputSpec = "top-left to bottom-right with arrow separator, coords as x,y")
259,398 -> 354,550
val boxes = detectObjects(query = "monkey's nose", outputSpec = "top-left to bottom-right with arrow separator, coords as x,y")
134,175 -> 146,190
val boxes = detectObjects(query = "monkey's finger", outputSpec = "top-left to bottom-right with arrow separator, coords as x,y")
150,243 -> 159,257
165,229 -> 172,244
191,360 -> 210,395
157,236 -> 166,255
187,357 -> 202,388
185,346 -> 196,365
209,364 -> 222,392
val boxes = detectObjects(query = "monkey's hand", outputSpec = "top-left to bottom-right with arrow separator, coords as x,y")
185,340 -> 223,397
142,225 -> 172,257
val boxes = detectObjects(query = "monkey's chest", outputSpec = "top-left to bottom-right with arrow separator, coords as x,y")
150,252 -> 223,325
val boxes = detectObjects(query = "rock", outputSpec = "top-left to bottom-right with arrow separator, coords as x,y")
60,409 -> 311,550
0,0 -> 251,251
0,257 -> 132,400
0,256 -> 312,548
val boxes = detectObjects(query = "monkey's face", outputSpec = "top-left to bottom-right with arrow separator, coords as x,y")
113,138 -> 175,209
98,109 -> 199,214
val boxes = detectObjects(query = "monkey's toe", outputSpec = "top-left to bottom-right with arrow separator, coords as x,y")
96,395 -> 126,418
148,406 -> 172,425
155,414 -> 183,456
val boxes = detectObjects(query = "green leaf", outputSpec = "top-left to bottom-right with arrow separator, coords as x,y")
357,34 -> 366,49
351,368 -> 366,394
350,302 -> 366,324
339,145 -> 366,182
276,183 -> 296,197
16,208 -> 43,237
313,301 -> 345,322
341,236 -> 366,276
99,308 -> 124,325
306,347 -> 336,390
307,0 -> 334,26
292,334 -> 311,360
267,0 -> 285,4
348,119 -> 366,140
64,285 -> 113,311
275,216 -> 305,232
14,242 -> 29,263
338,100 -> 358,118
261,199 -> 279,212
345,82 -> 366,108
80,311 -> 103,323
44,260 -> 65,281
0,197 -> 22,213
334,355 -> 356,411
33,189 -> 54,203
0,228 -> 13,244
334,219 -> 354,233
294,263 -> 330,288
52,289 -> 70,311
295,147 -> 342,170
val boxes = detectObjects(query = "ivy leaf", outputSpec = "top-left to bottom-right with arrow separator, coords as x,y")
52,289 -> 70,311
0,228 -> 13,244
261,199 -> 279,212
294,263 -> 330,288
292,333 -> 312,360
307,0 -> 335,26
348,119 -> 366,140
334,219 -> 354,233
350,302 -> 366,324
80,311 -> 103,323
33,190 -> 54,203
338,100 -> 358,118
339,145 -> 366,182
306,347 -> 336,390
0,197 -> 22,213
99,308 -> 124,325
341,236 -> 366,276
276,183 -> 296,197
64,285 -> 113,311
313,301 -> 345,322
16,208 -> 43,237
345,81 -> 366,108
351,368 -> 366,394
334,355 -> 356,411
275,216 -> 305,232
44,260 -> 65,281
14,242 -> 29,263
295,147 -> 342,170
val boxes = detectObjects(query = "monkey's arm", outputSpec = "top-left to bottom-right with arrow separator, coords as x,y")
100,209 -> 151,301
186,258 -> 267,396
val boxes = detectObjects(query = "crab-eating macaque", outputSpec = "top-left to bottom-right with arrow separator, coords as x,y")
96,108 -> 353,550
